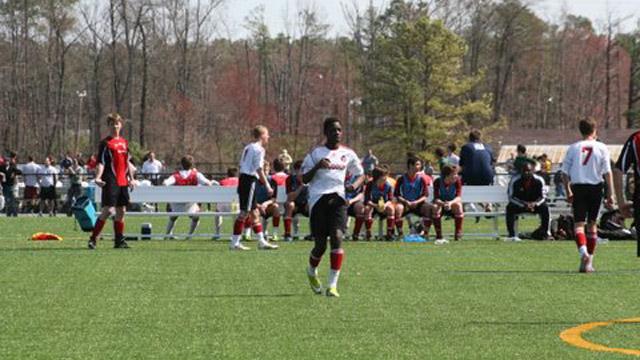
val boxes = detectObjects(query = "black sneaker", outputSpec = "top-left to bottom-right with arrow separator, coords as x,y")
114,240 -> 130,249
88,238 -> 97,250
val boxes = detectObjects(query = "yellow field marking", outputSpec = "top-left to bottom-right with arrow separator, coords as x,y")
560,317 -> 640,356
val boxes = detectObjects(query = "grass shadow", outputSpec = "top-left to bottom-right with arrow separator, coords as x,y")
193,293 -> 306,299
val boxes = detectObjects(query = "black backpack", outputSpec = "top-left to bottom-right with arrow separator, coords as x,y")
551,214 -> 575,240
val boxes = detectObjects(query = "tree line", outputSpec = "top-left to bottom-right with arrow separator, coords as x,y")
0,0 -> 638,169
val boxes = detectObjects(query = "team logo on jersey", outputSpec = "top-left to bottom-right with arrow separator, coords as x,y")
341,155 -> 347,163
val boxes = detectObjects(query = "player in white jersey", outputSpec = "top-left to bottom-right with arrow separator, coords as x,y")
301,117 -> 365,297
561,119 -> 613,273
231,125 -> 278,251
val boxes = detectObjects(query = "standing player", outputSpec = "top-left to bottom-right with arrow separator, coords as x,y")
302,117 -> 364,297
394,156 -> 431,238
88,113 -> 137,249
562,119 -> 614,272
230,125 -> 278,251
163,155 -> 215,239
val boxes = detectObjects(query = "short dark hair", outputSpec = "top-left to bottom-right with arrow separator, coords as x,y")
226,167 -> 238,177
441,164 -> 455,178
323,117 -> 341,134
371,166 -> 388,181
448,143 -> 457,152
407,156 -> 422,169
435,147 -> 446,158
273,158 -> 285,172
579,119 -> 596,136
469,129 -> 482,142
293,160 -> 303,170
180,155 -> 194,170
27,155 -> 34,162
517,144 -> 526,154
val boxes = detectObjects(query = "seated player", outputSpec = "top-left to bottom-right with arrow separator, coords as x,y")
345,172 -> 365,241
284,160 -> 309,242
394,155 -> 431,237
271,158 -> 288,187
163,155 -> 214,239
365,166 -> 396,240
254,161 -> 281,241
505,162 -> 551,242
427,165 -> 464,245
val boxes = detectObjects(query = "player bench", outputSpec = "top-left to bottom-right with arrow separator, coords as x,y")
94,185 -> 288,239
379,185 -> 564,240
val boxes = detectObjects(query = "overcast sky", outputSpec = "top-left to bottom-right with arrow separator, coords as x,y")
218,0 -> 639,39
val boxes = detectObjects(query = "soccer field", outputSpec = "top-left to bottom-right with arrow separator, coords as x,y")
1,216 -> 639,359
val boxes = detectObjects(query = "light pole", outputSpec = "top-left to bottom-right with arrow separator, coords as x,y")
347,97 -> 362,145
75,90 -> 87,154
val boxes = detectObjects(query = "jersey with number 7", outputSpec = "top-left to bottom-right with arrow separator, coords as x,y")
562,139 -> 611,184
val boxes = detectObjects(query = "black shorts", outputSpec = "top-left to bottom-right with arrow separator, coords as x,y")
571,183 -> 603,223
238,174 -> 258,212
293,201 -> 309,217
40,186 -> 57,200
347,201 -> 363,217
101,184 -> 130,207
401,202 -> 425,217
310,193 -> 347,240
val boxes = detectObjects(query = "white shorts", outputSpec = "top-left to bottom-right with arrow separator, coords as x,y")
170,202 -> 199,215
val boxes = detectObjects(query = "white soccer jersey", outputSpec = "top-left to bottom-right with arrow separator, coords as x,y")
21,162 -> 41,187
562,139 -> 611,185
39,165 -> 59,187
302,145 -> 364,212
239,142 -> 265,178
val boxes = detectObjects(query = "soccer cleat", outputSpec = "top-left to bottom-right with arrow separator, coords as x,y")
505,236 -> 522,242
230,243 -> 251,251
88,238 -> 97,250
434,238 -> 449,245
242,234 -> 252,241
385,234 -> 395,241
114,240 -> 130,249
579,254 -> 590,273
308,272 -> 323,295
325,287 -> 340,297
284,235 -> 293,242
258,242 -> 279,250
270,234 -> 280,242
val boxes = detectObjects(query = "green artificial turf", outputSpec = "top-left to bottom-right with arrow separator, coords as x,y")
0,216 -> 638,359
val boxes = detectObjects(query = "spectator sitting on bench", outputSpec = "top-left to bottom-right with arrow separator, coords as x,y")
394,155 -> 430,238
283,160 -> 309,242
163,155 -> 215,240
364,166 -> 396,241
505,162 -> 550,242
427,165 -> 464,245
346,172 -> 366,241
254,161 -> 281,241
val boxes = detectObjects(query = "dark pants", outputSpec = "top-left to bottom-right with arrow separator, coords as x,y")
65,184 -> 83,215
506,202 -> 550,237
2,186 -> 18,217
